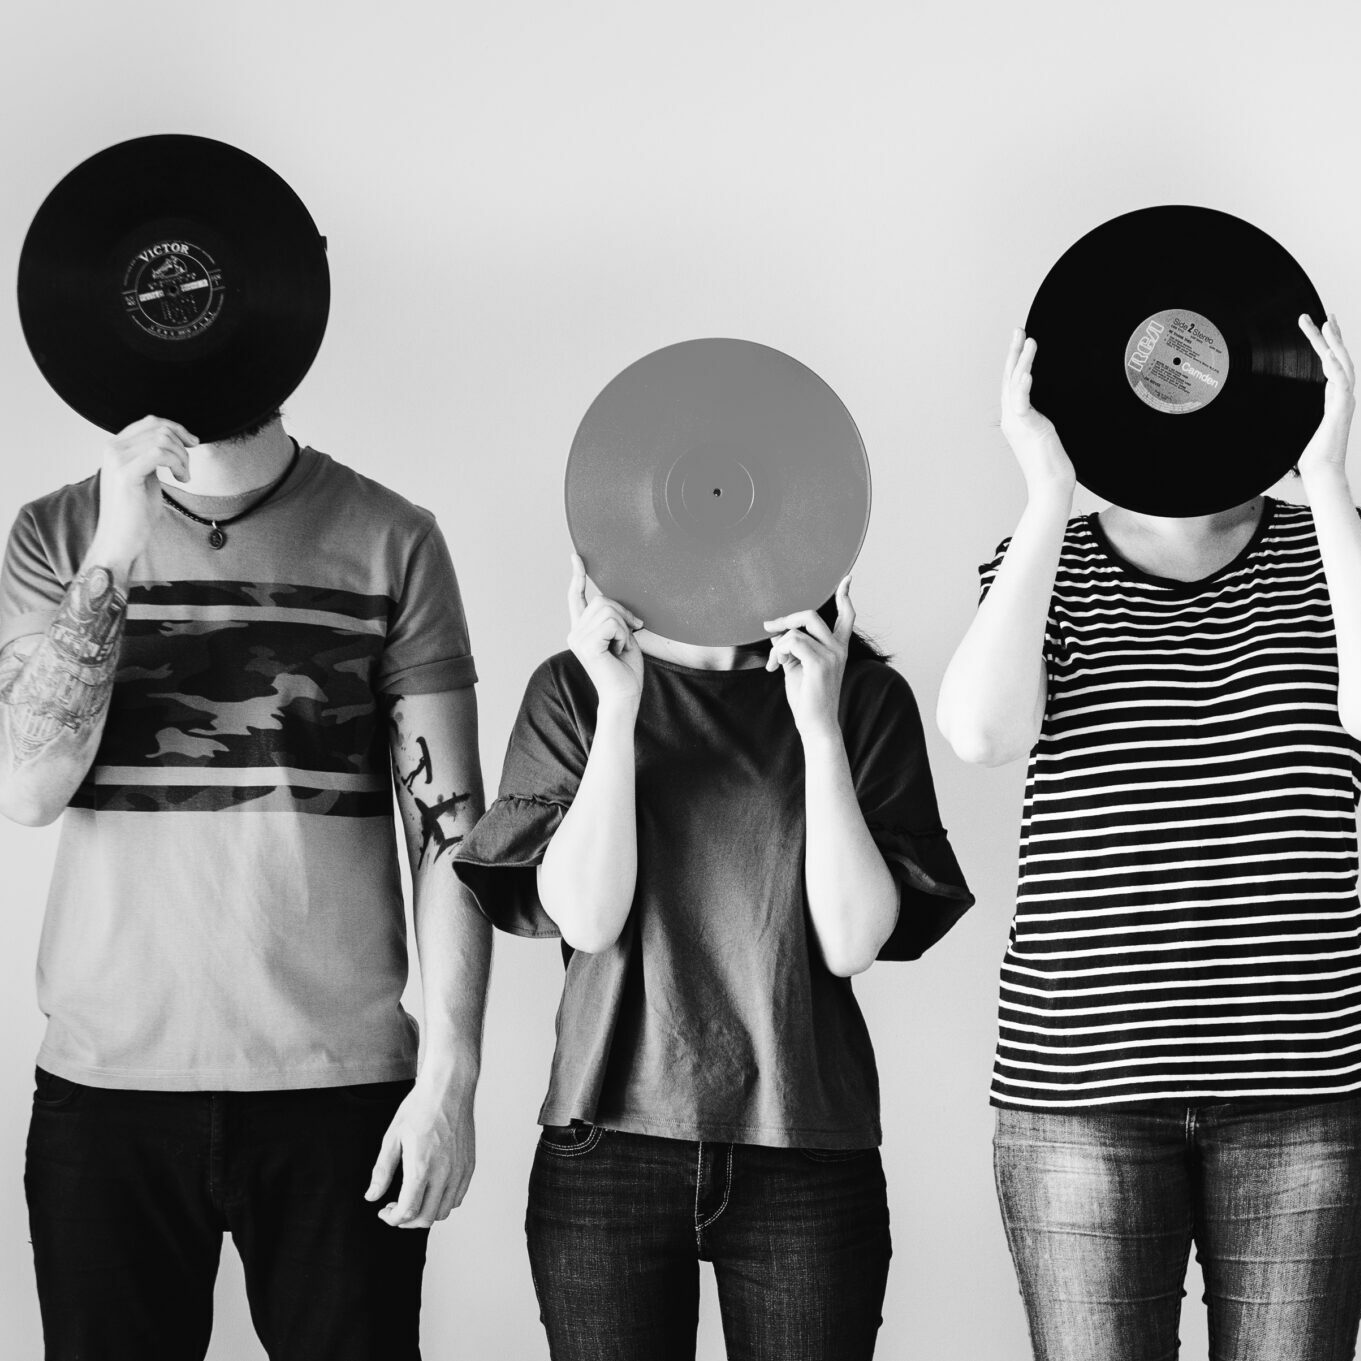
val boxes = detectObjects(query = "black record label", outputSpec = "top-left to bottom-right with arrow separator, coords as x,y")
17,134 -> 330,441
120,239 -> 225,341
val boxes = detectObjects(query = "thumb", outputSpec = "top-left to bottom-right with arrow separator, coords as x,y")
365,1126 -> 402,1202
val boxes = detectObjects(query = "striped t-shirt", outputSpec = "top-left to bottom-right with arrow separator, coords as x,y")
981,497 -> 1361,1108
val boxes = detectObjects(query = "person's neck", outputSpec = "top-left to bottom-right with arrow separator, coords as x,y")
161,419 -> 295,497
1098,496 -> 1266,582
636,632 -> 766,670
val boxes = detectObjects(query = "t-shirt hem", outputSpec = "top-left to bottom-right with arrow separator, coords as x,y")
542,1105 -> 881,1149
989,1079 -> 1361,1112
36,1049 -> 417,1092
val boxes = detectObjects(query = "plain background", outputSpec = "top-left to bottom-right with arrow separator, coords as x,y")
2,2 -> 1360,1356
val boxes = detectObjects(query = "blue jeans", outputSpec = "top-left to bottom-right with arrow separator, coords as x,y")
994,1099 -> 1361,1361
24,1069 -> 427,1360
525,1125 -> 892,1360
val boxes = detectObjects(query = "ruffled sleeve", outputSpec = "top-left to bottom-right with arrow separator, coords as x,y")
842,662 -> 975,961
453,655 -> 589,938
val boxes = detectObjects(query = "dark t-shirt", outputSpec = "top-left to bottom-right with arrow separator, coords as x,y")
454,651 -> 973,1149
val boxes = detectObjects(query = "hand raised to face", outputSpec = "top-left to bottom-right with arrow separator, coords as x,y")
566,553 -> 645,709
763,576 -> 855,744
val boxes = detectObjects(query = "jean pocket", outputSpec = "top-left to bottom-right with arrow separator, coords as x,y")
799,1146 -> 872,1163
537,1123 -> 604,1158
32,1068 -> 83,1109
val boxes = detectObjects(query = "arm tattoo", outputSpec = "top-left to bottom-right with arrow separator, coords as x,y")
387,698 -> 473,868
0,566 -> 127,767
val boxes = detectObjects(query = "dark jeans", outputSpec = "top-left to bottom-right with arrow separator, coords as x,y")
525,1125 -> 892,1361
994,1098 -> 1361,1361
24,1068 -> 427,1361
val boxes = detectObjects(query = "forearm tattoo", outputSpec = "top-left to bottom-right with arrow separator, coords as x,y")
388,697 -> 472,868
0,566 -> 127,767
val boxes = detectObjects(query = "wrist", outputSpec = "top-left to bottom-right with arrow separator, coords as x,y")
799,724 -> 848,766
1299,462 -> 1352,497
595,694 -> 641,727
84,535 -> 138,584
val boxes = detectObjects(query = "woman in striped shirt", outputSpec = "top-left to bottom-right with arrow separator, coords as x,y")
938,317 -> 1361,1361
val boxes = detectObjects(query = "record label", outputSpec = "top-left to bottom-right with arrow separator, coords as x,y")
120,239 -> 225,341
1123,307 -> 1228,415
18,135 -> 330,440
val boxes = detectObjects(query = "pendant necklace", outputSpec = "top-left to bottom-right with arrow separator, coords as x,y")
161,440 -> 301,549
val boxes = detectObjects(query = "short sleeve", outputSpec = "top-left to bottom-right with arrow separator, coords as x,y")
376,522 -> 477,695
843,664 -> 975,962
0,506 -> 65,652
453,657 -> 589,937
978,534 -> 1065,664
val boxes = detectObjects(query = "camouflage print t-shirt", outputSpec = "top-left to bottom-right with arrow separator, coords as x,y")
0,446 -> 476,1090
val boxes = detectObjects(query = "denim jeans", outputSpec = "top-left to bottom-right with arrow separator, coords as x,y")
525,1125 -> 892,1360
994,1098 -> 1361,1361
24,1068 -> 427,1361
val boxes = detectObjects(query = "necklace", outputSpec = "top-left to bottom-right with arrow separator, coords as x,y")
161,440 -> 301,549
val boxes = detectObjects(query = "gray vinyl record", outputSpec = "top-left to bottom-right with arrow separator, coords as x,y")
565,338 -> 871,646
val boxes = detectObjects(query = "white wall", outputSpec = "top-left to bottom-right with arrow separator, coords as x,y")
2,2 -> 1358,1356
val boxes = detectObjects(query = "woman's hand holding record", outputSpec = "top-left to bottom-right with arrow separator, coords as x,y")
1297,313 -> 1356,477
764,578 -> 855,742
566,554 -> 644,708
1000,330 -> 1075,500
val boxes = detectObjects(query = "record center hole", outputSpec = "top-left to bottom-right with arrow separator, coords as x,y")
712,488 -> 722,497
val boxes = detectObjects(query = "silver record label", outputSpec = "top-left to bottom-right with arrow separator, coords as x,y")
1124,308 -> 1229,414
121,240 -> 224,341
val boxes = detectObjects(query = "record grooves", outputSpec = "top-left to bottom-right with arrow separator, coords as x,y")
565,339 -> 871,646
18,135 -> 330,442
1025,206 -> 1325,516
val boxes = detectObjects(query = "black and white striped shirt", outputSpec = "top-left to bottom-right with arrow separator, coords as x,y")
981,498 -> 1361,1108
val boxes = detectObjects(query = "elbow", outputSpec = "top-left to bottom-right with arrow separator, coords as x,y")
822,945 -> 877,979
0,787 -> 62,827
1339,695 -> 1361,743
939,722 -> 1028,768
0,768 -> 65,826
556,921 -> 625,955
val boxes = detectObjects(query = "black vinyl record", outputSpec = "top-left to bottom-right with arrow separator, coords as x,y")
565,338 -> 871,646
1025,206 -> 1325,516
17,134 -> 329,442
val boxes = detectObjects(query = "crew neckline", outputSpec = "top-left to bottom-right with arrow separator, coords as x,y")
1087,497 -> 1276,593
641,650 -> 775,680
161,443 -> 321,518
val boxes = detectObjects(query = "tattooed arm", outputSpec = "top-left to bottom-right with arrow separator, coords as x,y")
0,416 -> 195,826
0,565 -> 128,825
365,686 -> 492,1229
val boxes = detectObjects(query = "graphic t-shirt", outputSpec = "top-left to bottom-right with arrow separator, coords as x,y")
0,446 -> 476,1090
454,651 -> 973,1148
979,499 -> 1361,1108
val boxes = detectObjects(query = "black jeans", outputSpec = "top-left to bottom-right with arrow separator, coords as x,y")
526,1125 -> 892,1360
24,1068 -> 427,1361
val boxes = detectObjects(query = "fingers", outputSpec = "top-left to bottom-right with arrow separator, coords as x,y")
114,415 -> 199,447
1002,328 -> 1025,394
1325,313 -> 1355,385
1300,313 -> 1354,387
567,555 -> 644,634
567,553 -> 588,625
762,608 -> 836,648
569,594 -> 643,651
1008,337 -> 1038,412
364,1126 -> 401,1203
380,1161 -> 438,1229
767,627 -> 823,673
833,575 -> 856,645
